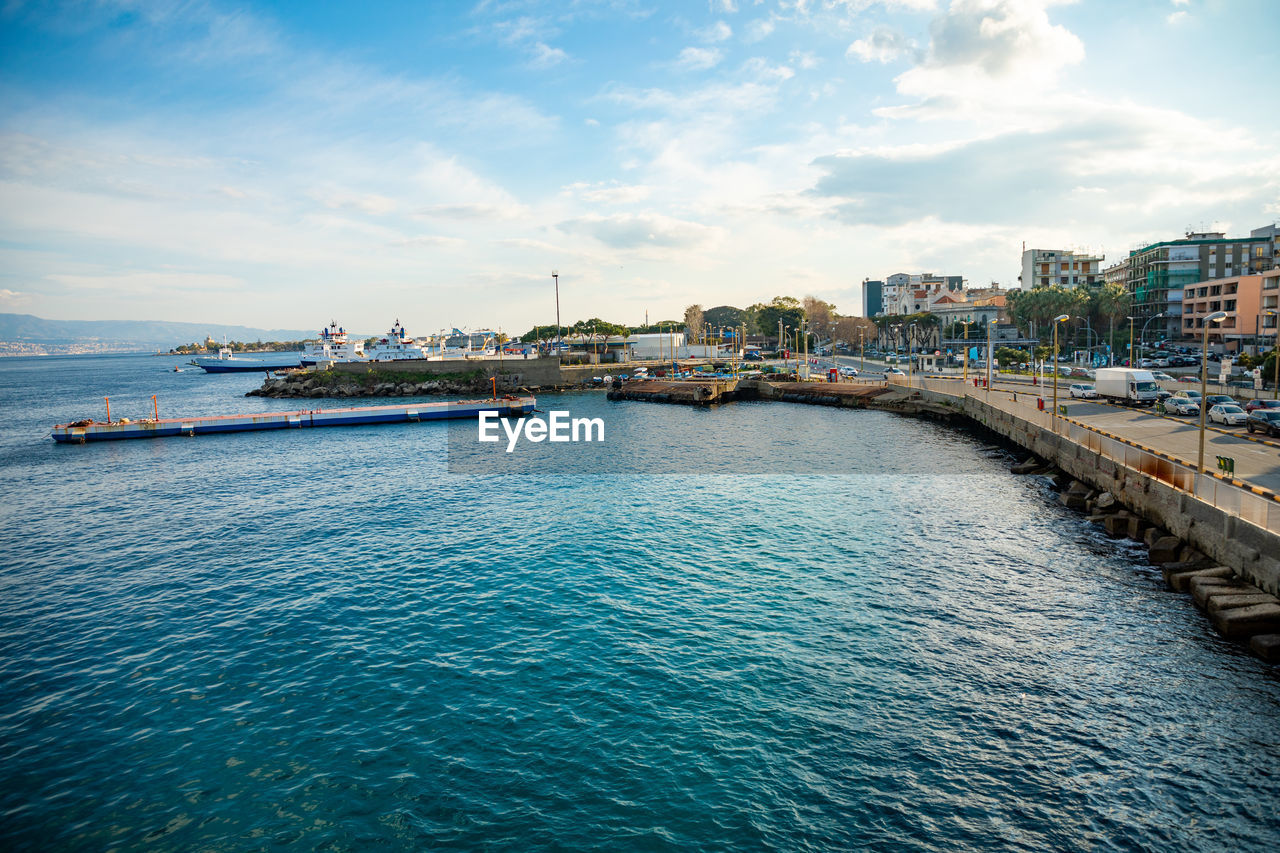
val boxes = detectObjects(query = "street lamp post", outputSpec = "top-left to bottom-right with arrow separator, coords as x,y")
1264,309 -> 1279,400
1198,311 -> 1229,479
1075,316 -> 1095,367
985,318 -> 997,393
1051,314 -> 1070,428
907,322 -> 917,388
1127,314 -> 1135,367
1139,312 -> 1165,357
551,271 -> 561,356
961,317 -> 974,383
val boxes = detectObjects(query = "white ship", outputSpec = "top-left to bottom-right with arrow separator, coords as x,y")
301,322 -> 365,366
366,320 -> 435,361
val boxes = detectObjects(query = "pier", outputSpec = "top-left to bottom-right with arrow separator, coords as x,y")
52,396 -> 535,443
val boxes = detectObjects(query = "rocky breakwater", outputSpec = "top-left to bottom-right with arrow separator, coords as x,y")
1007,455 -> 1280,663
247,368 -> 491,399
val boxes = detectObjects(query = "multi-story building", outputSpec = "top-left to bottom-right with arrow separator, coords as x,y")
882,273 -> 965,315
1019,249 -> 1103,290
1181,274 -> 1269,353
862,279 -> 884,317
1127,226 -> 1277,342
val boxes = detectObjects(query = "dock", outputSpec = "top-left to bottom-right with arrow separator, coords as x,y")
51,396 -> 535,443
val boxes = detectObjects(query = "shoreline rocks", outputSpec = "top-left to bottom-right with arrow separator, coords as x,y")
1007,460 -> 1277,664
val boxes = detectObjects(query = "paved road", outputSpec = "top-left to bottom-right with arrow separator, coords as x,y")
919,376 -> 1280,496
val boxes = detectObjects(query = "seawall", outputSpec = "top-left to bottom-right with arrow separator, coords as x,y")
906,380 -> 1280,596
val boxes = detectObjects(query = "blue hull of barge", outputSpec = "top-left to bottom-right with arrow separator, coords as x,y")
52,398 -> 535,443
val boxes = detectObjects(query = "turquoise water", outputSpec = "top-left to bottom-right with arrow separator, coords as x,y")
2,353 -> 1278,851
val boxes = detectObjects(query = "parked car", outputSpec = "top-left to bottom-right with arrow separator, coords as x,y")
1151,372 -> 1174,381
1226,379 -> 1254,389
1204,394 -> 1236,408
1208,404 -> 1247,426
1069,383 -> 1097,399
1244,399 -> 1280,413
1164,396 -> 1199,416
1246,410 -> 1280,437
1069,367 -> 1090,378
839,366 -> 859,377
1172,390 -> 1202,401
883,367 -> 905,376
1177,375 -> 1199,382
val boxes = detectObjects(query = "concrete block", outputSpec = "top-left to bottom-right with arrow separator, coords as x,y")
1010,459 -> 1041,474
1211,604 -> 1280,640
1060,492 -> 1088,511
1249,634 -> 1280,664
1207,594 -> 1280,617
1126,516 -> 1152,541
1144,527 -> 1168,549
1148,535 -> 1183,565
1103,513 -> 1131,538
1094,491 -> 1117,511
1164,565 -> 1230,591
1190,577 -> 1255,608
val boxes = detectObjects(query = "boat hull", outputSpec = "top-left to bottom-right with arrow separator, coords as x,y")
52,397 -> 535,443
194,358 -> 302,373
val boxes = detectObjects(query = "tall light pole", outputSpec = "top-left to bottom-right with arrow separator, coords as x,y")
1139,312 -> 1165,359
1051,314 -> 1070,427
859,328 -> 865,374
1075,316 -> 1095,367
961,317 -> 974,383
1266,309 -> 1280,400
985,318 -> 997,394
907,322 -> 917,388
551,270 -> 561,357
1198,311 -> 1229,479
1127,314 -> 1136,366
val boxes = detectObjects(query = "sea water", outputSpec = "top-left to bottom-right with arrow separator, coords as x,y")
1,353 -> 1277,851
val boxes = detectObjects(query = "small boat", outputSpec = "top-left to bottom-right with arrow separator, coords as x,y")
191,348 -> 302,373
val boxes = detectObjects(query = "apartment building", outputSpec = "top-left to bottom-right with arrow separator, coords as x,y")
1019,249 -> 1103,290
1180,271 -> 1280,353
1127,225 -> 1277,342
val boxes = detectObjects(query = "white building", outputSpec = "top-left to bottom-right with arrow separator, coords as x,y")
1020,248 -> 1103,290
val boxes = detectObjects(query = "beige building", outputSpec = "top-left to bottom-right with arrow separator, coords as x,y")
1181,271 -> 1279,353
1020,248 -> 1103,290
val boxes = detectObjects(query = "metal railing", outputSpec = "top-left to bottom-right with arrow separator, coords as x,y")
900,377 -> 1280,532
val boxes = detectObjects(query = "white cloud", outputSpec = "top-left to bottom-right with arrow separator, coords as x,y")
674,46 -> 723,71
846,28 -> 917,64
744,18 -> 775,44
742,57 -> 795,82
529,41 -> 568,68
556,212 -> 724,251
562,181 -> 653,204
790,50 -> 820,70
697,21 -> 733,42
0,289 -> 31,307
1166,11 -> 1189,25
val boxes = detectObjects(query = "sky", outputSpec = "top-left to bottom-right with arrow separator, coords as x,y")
1,0 -> 1278,334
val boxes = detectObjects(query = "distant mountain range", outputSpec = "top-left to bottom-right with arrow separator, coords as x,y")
0,313 -> 319,354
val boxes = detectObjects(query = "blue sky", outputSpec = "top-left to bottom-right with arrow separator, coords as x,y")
2,0 -> 1277,333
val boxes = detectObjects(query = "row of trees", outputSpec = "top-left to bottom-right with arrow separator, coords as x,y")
1005,283 -> 1132,348
520,296 -> 878,350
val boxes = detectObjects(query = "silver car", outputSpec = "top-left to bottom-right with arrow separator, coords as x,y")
1069,383 -> 1097,399
1208,404 -> 1247,426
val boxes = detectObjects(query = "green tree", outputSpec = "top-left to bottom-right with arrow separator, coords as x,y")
704,305 -> 748,330
755,297 -> 805,345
